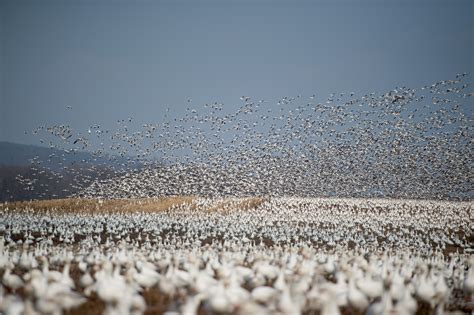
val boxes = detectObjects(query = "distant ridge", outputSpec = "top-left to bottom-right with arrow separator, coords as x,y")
0,141 -> 129,201
0,141 -> 117,169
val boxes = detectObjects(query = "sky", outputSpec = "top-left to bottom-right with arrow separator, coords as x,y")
1,0 -> 472,146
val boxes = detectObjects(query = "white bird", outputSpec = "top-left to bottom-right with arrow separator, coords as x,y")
251,286 -> 277,304
348,275 -> 369,312
2,267 -> 24,291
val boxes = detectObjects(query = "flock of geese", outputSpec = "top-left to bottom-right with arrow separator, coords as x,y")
3,75 -> 472,314
0,197 -> 473,314
15,74 -> 472,201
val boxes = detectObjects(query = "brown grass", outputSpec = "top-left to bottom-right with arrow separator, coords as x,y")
0,196 -> 267,214
204,197 -> 267,213
0,197 -> 194,214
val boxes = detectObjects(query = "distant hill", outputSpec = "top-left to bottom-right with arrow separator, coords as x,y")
0,141 -> 133,201
0,141 -> 115,169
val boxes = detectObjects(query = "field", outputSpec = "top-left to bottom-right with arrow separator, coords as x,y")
2,0 -> 472,314
0,197 -> 473,315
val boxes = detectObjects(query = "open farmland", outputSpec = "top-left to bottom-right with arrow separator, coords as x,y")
0,197 -> 473,314
2,0 -> 473,313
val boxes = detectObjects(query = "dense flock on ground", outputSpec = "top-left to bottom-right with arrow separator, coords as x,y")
0,198 -> 473,314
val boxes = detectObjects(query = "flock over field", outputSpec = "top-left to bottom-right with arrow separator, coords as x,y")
1,75 -> 472,314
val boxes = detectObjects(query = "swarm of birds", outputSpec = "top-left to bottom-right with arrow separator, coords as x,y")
0,198 -> 473,314
17,74 -> 472,201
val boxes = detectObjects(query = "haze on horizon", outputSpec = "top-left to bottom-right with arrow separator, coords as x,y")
1,0 -> 473,146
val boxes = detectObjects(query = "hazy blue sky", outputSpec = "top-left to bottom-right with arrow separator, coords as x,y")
1,0 -> 472,145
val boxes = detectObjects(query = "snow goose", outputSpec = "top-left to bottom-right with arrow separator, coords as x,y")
2,266 -> 24,292
347,271 -> 369,312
